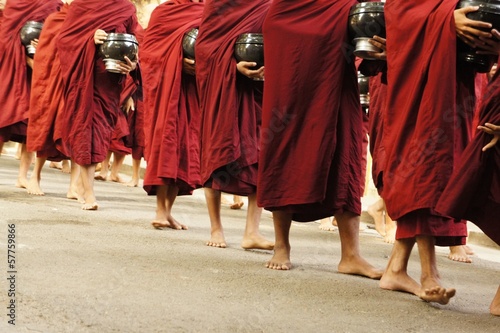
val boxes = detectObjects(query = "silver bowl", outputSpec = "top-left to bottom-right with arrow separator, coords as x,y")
358,72 -> 370,107
20,21 -> 43,57
99,33 -> 139,73
234,33 -> 264,68
348,2 -> 385,60
182,28 -> 198,60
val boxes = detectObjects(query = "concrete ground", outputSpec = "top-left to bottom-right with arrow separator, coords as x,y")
0,152 -> 499,333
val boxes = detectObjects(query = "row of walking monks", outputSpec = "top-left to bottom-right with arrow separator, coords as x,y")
0,0 -> 500,315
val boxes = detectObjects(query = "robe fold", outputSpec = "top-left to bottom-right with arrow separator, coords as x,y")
383,0 -> 474,244
0,0 -> 63,143
27,4 -> 69,161
436,69 -> 500,245
55,0 -> 137,166
196,0 -> 270,196
257,0 -> 362,222
141,0 -> 204,195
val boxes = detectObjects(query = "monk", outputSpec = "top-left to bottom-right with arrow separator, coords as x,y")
379,2 -> 499,305
0,0 -> 63,188
26,0 -> 83,201
140,0 -> 204,230
257,0 -> 381,278
55,0 -> 138,210
196,0 -> 273,250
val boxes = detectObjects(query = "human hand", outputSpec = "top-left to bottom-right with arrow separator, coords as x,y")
368,35 -> 386,61
30,38 -> 39,50
183,58 -> 196,76
454,6 -> 492,48
114,56 -> 137,75
94,29 -> 108,45
236,61 -> 264,80
26,56 -> 34,69
478,122 -> 500,151
122,97 -> 135,115
476,29 -> 500,55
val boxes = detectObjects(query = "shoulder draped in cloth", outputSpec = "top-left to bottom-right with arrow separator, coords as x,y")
257,0 -> 362,222
55,0 -> 137,165
0,0 -> 63,143
141,0 -> 204,195
196,0 -> 270,196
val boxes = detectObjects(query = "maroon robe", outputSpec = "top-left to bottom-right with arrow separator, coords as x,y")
257,0 -> 362,222
141,0 -> 204,195
0,0 -> 63,143
196,0 -> 270,196
383,0 -> 474,245
55,0 -> 137,166
27,4 -> 69,161
436,70 -> 500,245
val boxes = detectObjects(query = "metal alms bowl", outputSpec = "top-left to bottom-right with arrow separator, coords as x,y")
182,28 -> 198,60
348,2 -> 385,60
234,33 -> 264,68
20,21 -> 43,57
99,33 -> 139,73
358,72 -> 370,107
456,0 -> 500,72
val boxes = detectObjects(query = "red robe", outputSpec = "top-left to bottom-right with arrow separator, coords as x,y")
141,1 -> 204,195
0,0 -> 63,143
383,0 -> 473,245
257,0 -> 362,222
196,0 -> 270,196
436,70 -> 500,245
54,0 -> 137,166
27,4 -> 69,161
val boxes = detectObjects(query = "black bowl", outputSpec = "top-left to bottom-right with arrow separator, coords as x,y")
456,0 -> 500,72
99,33 -> 139,73
182,28 -> 198,60
348,2 -> 385,60
20,21 -> 43,57
234,33 -> 264,68
358,72 -> 370,107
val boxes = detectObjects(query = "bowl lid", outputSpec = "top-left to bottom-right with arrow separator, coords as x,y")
22,21 -> 43,29
457,0 -> 500,12
235,33 -> 263,44
349,2 -> 385,15
185,28 -> 199,39
106,33 -> 138,43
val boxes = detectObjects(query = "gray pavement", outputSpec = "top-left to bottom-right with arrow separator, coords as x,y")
0,153 -> 499,332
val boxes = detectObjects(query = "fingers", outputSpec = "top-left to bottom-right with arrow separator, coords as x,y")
371,35 -> 386,49
183,58 -> 195,65
94,29 -> 108,44
482,136 -> 499,151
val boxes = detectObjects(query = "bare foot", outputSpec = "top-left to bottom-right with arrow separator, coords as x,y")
319,217 -> 337,231
241,234 -> 274,250
206,230 -> 227,248
464,245 -> 474,255
151,216 -> 188,230
448,245 -> 472,263
380,269 -> 421,296
266,244 -> 291,270
66,190 -> 85,203
15,177 -> 28,189
110,174 -> 127,183
230,201 -> 244,210
125,179 -> 139,187
49,161 -> 62,170
421,286 -> 456,305
490,286 -> 500,316
26,178 -> 44,195
61,160 -> 71,173
82,202 -> 98,210
338,255 -> 383,279
94,174 -> 107,181
220,195 -> 231,205
384,220 -> 396,244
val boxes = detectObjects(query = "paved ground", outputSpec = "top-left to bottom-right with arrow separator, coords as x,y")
0,154 -> 499,333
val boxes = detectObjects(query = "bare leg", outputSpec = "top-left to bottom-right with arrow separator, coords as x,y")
380,237 -> 421,295
125,158 -> 141,187
15,142 -> 22,160
151,184 -> 187,230
204,188 -> 226,247
490,286 -> 500,316
0,141 -> 4,156
230,195 -> 244,209
49,161 -> 62,170
241,193 -> 274,250
27,156 -> 47,195
368,198 -> 386,237
80,163 -> 98,210
109,152 -> 126,183
384,213 -> 396,244
336,211 -> 383,279
67,161 -> 83,202
94,151 -> 111,181
417,236 -> 456,304
319,216 -> 337,231
15,144 -> 33,189
448,245 -> 472,263
266,210 -> 292,270
61,159 -> 71,173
